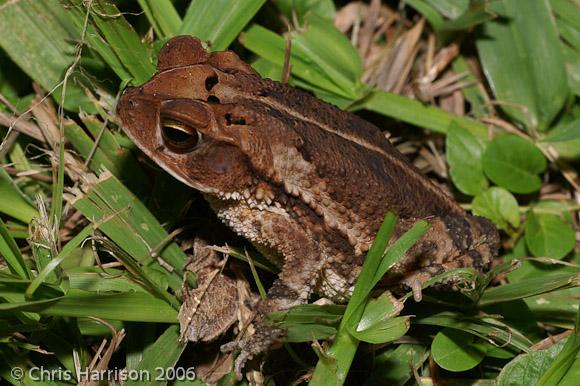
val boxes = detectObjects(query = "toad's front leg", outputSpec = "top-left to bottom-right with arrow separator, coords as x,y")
215,203 -> 328,378
223,242 -> 327,378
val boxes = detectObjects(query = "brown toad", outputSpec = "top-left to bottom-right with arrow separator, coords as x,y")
117,35 -> 498,376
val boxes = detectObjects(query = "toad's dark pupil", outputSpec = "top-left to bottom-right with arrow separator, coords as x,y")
164,125 -> 193,143
161,118 -> 200,151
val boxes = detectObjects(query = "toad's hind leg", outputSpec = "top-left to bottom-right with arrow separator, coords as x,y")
383,215 -> 497,301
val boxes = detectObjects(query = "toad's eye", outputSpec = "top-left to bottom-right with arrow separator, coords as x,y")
160,118 -> 202,152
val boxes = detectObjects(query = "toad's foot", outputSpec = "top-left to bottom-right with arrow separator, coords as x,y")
221,322 -> 286,379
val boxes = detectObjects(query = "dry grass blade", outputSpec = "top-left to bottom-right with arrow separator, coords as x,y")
77,318 -> 125,386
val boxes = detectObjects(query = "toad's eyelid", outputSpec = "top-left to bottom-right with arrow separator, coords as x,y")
160,117 -> 195,134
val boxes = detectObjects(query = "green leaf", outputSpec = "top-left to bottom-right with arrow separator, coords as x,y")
431,328 -> 488,372
556,17 -> 580,51
350,316 -> 409,345
525,211 -> 576,259
268,304 -> 343,326
251,56 -> 285,81
562,43 -> 580,96
545,108 -> 580,160
497,340 -> 565,386
472,187 -> 520,231
67,271 -> 147,293
541,118 -> 580,143
482,134 -> 547,194
446,122 -> 488,195
371,220 -> 430,291
505,247 -> 544,290
363,344 -> 427,386
475,0 -> 569,131
266,303 -> 342,342
284,325 -> 338,342
179,0 -> 266,51
349,292 -> 408,344
409,0 -> 495,34
344,213 -> 398,326
541,109 -> 580,159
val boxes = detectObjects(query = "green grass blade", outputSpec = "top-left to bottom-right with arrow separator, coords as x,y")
536,305 -> 580,386
405,0 -> 444,30
452,55 -> 492,118
71,172 -> 187,292
123,325 -> 200,386
98,238 -> 181,310
480,272 -> 580,306
550,0 -> 580,47
274,0 -> 336,22
309,213 -> 397,386
137,0 -> 181,39
64,120 -> 149,196
48,139 -> 65,239
371,220 -> 430,290
415,311 -> 533,352
67,270 -> 147,293
0,0 -> 95,111
25,225 -> 92,298
423,0 -> 468,19
241,24 -> 357,99
179,0 -> 266,51
84,0 -> 156,84
354,89 -> 489,139
438,1 -> 495,31
0,218 -> 31,280
0,170 -> 38,223
310,214 -> 427,386
343,213 -> 397,324
0,289 -> 177,323
290,14 -> 362,98
268,304 -> 343,342
62,0 -> 132,82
